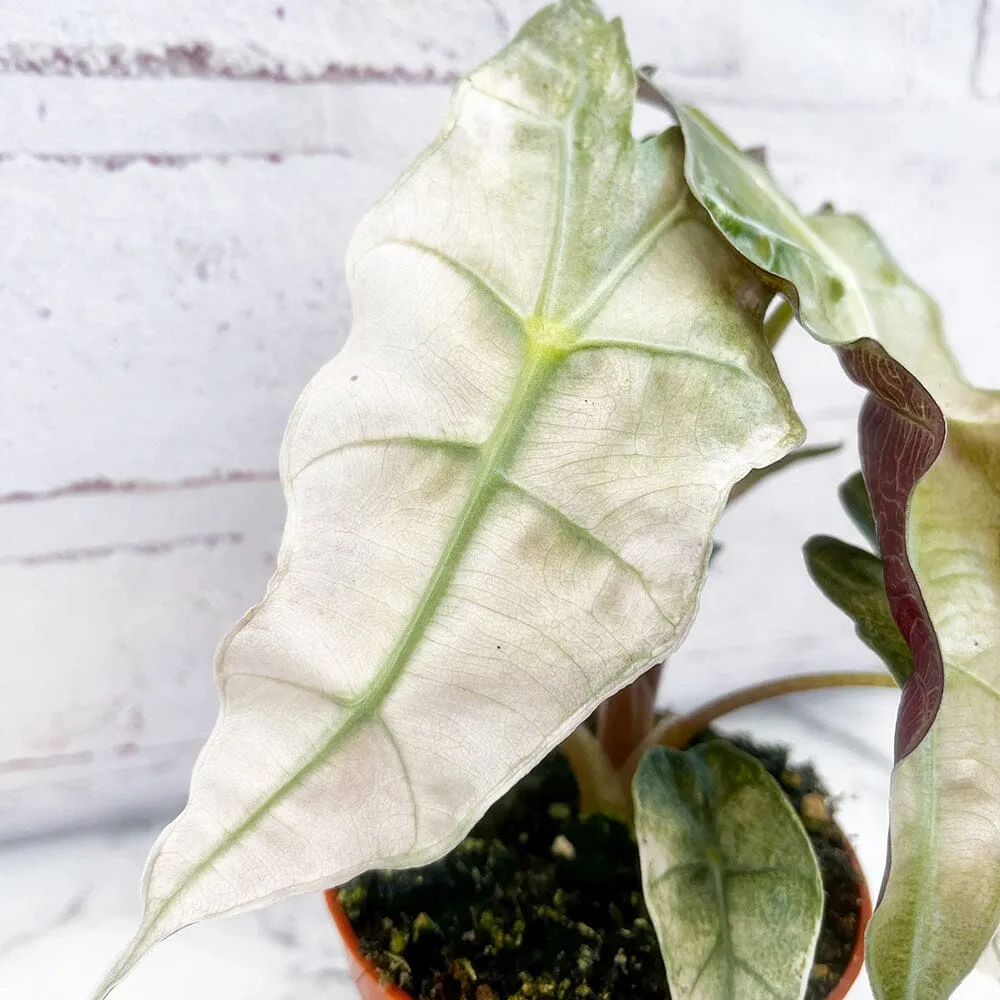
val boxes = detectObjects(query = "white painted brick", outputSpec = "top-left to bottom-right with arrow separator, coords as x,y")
629,0 -> 981,106
0,475 -> 281,563
0,77 -> 448,156
0,1 -> 981,105
0,481 -> 283,838
0,1 -> 508,80
0,157 -> 378,493
0,741 -> 201,840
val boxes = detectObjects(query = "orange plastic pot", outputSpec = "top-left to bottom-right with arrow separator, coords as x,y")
326,833 -> 871,1000
825,836 -> 873,1000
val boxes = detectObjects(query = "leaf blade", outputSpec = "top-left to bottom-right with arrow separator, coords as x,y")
92,6 -> 803,996
634,742 -> 823,1000
803,534 -> 912,686
838,471 -> 878,549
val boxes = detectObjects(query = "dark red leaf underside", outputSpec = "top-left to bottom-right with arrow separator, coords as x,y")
839,341 -> 946,759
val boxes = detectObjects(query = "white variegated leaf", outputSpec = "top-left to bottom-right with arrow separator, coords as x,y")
92,3 -> 803,994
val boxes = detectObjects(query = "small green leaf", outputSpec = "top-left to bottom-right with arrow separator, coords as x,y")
634,742 -> 823,1000
803,535 -> 912,686
838,472 -> 877,549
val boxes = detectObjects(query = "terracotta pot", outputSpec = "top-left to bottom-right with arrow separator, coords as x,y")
825,836 -> 873,1000
326,832 -> 872,1000
327,889 -> 412,1000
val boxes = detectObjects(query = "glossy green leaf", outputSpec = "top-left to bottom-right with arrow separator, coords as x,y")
634,742 -> 823,1000
803,535 -> 912,686
91,5 -> 804,996
839,471 -> 878,550
655,94 -> 956,382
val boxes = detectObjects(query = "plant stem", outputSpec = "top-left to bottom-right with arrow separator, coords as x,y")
597,662 -> 664,769
561,726 -> 633,825
621,670 -> 897,782
764,297 -> 795,348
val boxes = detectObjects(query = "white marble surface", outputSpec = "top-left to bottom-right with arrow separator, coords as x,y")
3,686 -> 998,1000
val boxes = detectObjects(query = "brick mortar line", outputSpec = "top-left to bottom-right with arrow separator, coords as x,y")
0,739 -> 205,775
0,150 -> 351,170
0,469 -> 278,505
1,531 -> 247,568
973,0 -> 993,97
0,43 -> 460,85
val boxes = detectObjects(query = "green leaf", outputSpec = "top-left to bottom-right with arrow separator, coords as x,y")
633,742 -> 823,1000
838,471 -> 878,549
637,81 -> 1000,1000
91,4 -> 803,996
655,95 -> 959,391
803,535 -> 912,686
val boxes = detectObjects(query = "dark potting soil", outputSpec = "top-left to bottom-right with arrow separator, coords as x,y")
339,732 -> 862,1000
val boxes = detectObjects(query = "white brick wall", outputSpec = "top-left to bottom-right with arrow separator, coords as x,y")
3,0 -> 999,839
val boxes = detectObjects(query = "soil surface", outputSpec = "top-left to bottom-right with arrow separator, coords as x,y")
339,732 -> 862,1000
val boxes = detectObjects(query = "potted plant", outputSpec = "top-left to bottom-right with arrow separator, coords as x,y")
90,2 -> 1000,999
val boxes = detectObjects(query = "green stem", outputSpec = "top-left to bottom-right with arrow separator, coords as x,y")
764,297 -> 795,348
561,726 -> 633,825
621,670 -> 897,782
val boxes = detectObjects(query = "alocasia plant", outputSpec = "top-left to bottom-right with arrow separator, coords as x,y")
90,3 -> 999,999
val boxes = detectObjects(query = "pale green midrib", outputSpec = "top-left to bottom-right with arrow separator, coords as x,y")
140,340 -> 560,944
712,862 -> 735,999
689,935 -> 723,996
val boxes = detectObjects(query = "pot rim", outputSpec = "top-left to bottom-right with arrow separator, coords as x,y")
325,828 -> 872,1000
